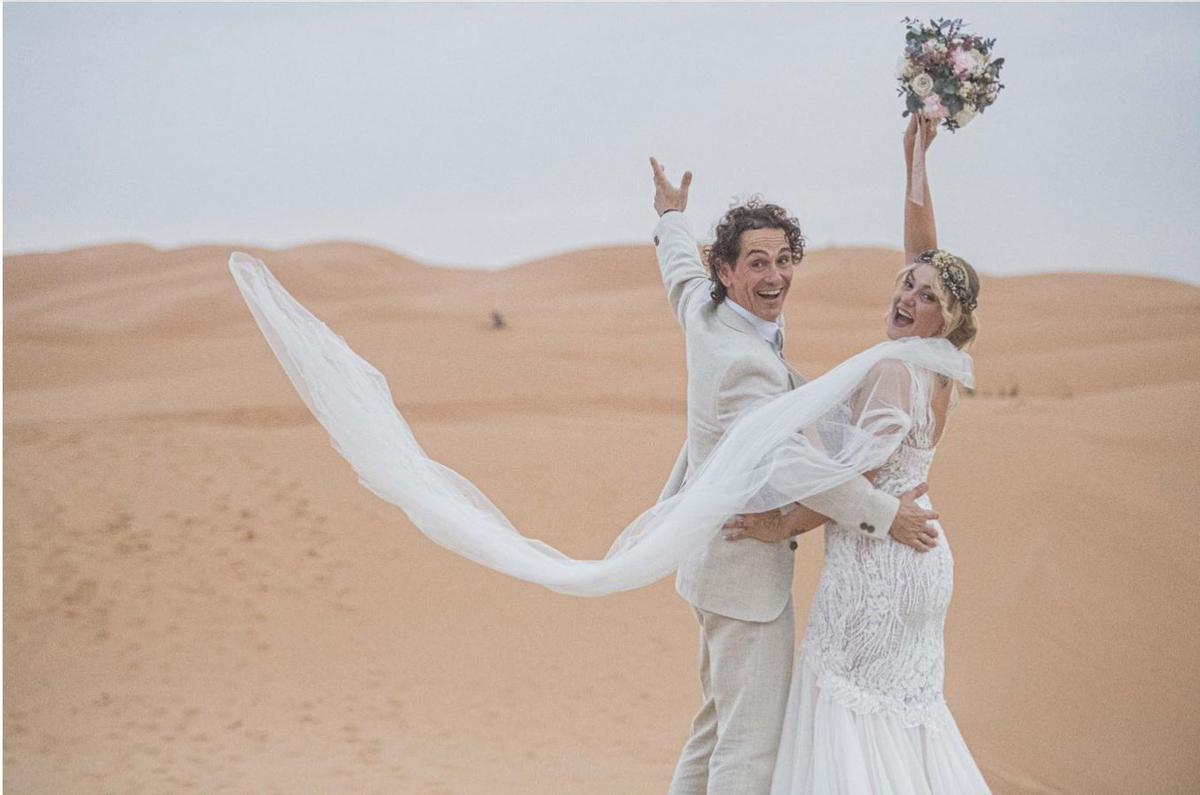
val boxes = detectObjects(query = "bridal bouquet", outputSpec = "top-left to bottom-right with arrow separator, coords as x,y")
896,17 -> 1005,132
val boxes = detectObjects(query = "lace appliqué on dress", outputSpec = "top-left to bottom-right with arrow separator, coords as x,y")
801,372 -> 956,731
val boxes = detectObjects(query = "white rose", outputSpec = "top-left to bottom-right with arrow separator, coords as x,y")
953,104 -> 977,128
910,72 -> 935,98
970,49 -> 987,75
895,55 -> 914,80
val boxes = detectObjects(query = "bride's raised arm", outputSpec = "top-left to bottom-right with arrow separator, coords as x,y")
903,115 -> 939,262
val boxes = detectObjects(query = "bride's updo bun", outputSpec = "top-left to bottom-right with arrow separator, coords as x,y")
914,250 -> 981,349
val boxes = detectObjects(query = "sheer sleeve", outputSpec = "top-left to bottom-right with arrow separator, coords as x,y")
847,360 -> 918,470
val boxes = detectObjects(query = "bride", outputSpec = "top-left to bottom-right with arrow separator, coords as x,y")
722,115 -> 990,792
229,116 -> 986,791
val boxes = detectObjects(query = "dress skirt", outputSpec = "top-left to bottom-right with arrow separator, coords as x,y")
769,654 -> 991,794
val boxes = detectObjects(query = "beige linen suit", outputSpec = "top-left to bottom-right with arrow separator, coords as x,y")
655,211 -> 901,793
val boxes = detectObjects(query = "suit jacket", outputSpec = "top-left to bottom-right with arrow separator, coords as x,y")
654,211 -> 901,623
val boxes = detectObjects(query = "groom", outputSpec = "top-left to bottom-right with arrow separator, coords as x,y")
649,159 -> 938,793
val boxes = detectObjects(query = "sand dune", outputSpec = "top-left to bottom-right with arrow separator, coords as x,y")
5,240 -> 1199,793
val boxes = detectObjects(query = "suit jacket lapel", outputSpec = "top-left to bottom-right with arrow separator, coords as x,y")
715,301 -> 760,337
718,302 -> 804,388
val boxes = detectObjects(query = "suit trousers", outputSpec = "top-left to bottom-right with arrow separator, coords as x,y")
668,597 -> 795,794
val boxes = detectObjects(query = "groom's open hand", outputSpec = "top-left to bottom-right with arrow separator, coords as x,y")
723,509 -> 790,543
889,483 -> 940,553
650,156 -> 692,216
724,503 -> 826,544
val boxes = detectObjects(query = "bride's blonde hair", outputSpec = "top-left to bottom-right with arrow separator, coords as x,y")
898,250 -> 981,349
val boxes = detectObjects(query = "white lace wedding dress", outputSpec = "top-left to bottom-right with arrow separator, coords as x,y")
771,382 -> 990,794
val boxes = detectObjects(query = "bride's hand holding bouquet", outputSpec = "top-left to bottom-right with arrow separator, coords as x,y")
896,17 -> 1004,206
904,114 -> 938,161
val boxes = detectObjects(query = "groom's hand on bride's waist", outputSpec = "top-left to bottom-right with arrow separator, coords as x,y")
723,510 -> 789,544
722,504 -> 826,544
888,483 -> 940,553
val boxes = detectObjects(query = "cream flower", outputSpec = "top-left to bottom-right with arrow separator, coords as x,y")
969,49 -> 988,75
953,104 -> 977,128
895,55 -> 915,80
910,72 -> 935,98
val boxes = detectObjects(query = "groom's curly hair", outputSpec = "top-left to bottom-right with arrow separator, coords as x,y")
704,198 -> 806,304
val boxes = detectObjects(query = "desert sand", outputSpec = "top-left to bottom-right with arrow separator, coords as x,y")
4,239 -> 1199,793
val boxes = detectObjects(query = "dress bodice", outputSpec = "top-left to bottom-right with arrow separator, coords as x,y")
872,441 -> 936,498
801,381 -> 956,730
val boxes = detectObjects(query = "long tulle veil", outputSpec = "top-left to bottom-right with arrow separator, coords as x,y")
229,252 -> 974,596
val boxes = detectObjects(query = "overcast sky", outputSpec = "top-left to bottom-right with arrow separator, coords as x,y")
5,3 -> 1199,284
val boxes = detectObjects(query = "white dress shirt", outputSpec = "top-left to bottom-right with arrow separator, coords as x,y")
724,299 -> 784,356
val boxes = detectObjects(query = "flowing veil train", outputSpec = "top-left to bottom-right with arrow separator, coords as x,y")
228,252 -> 973,596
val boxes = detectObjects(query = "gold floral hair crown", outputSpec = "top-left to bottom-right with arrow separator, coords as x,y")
918,250 -> 977,312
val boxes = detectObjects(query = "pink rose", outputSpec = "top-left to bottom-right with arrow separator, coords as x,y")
922,94 -> 949,120
950,48 -> 976,77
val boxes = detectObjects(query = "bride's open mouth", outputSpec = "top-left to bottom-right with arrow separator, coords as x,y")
891,305 -> 915,328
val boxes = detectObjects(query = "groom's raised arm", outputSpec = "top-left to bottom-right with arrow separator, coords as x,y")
654,213 -> 710,326
650,157 -> 708,326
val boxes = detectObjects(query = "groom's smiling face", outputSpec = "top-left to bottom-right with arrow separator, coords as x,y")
717,228 -> 796,323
